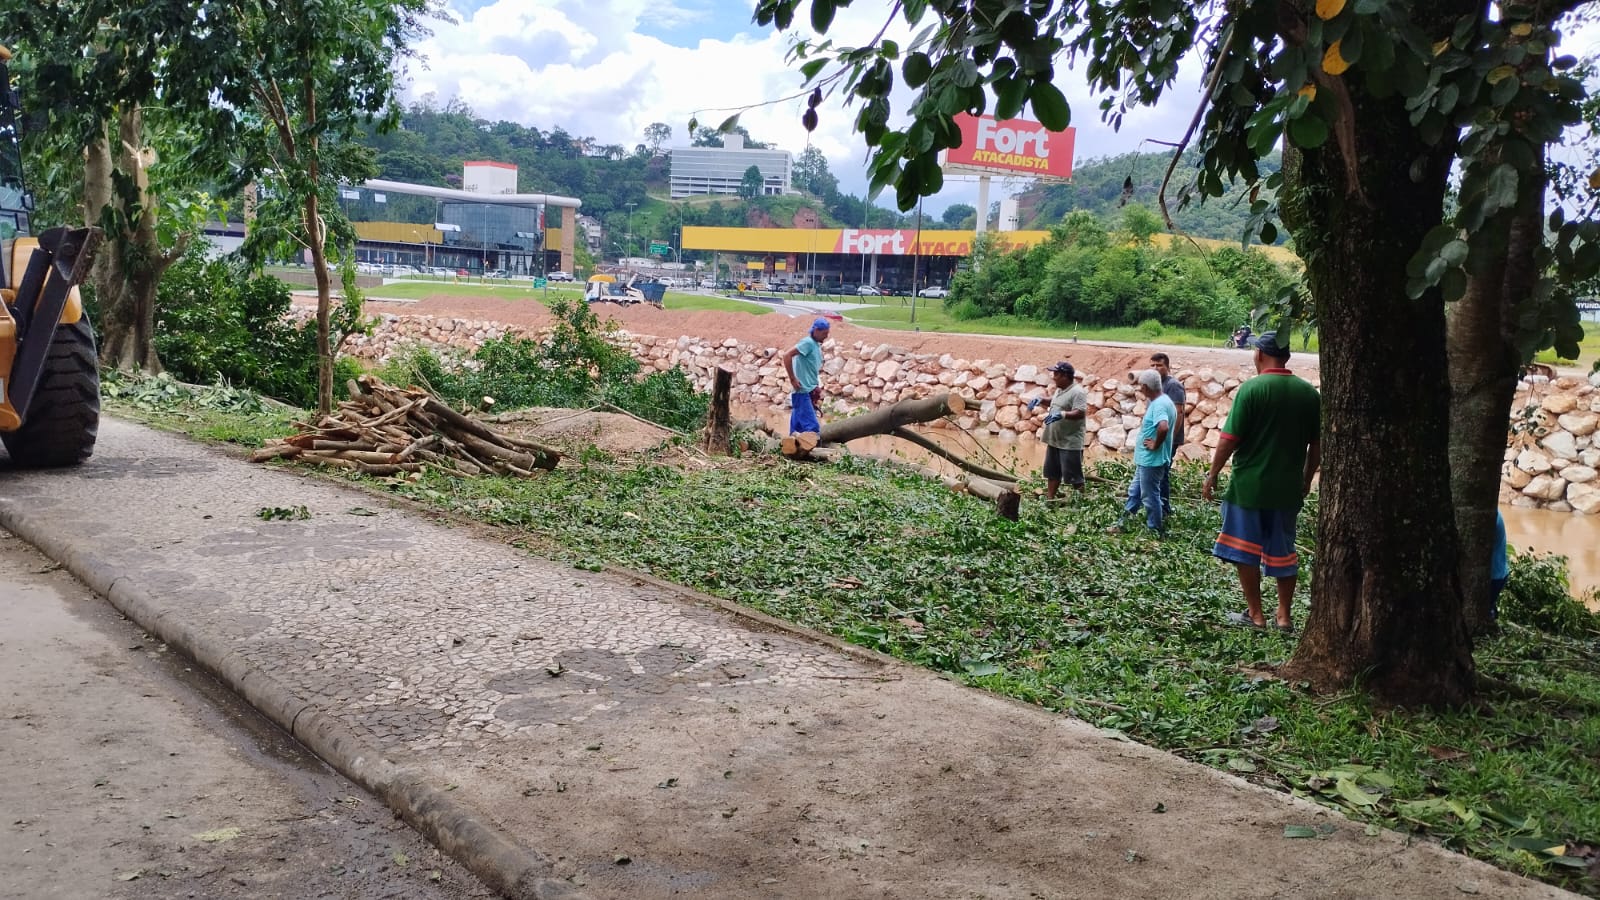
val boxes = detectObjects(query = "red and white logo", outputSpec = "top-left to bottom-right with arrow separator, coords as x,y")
945,114 -> 1074,179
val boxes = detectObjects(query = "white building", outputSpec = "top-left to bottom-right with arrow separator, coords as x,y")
669,134 -> 793,199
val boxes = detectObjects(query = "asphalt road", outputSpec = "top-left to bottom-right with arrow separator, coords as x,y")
0,528 -> 492,900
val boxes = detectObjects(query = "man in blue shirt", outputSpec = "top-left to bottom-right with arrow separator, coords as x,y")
1111,369 -> 1177,534
782,318 -> 831,435
1490,511 -> 1509,622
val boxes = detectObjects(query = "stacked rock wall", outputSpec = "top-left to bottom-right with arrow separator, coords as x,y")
1503,375 -> 1600,514
330,311 -> 1600,514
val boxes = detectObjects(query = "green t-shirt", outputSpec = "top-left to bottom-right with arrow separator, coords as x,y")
1043,384 -> 1087,449
791,336 -> 823,392
1220,370 -> 1321,510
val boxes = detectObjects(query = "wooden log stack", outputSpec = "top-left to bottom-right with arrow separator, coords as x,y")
249,375 -> 562,477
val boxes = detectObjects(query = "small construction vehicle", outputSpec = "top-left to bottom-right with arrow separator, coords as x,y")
0,44 -> 103,467
583,272 -> 666,308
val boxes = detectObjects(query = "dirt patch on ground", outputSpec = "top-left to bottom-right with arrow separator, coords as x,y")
353,293 -> 1321,382
487,406 -> 679,456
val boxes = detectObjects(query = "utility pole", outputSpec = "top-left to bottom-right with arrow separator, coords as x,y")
625,201 -> 637,261
910,199 -> 923,327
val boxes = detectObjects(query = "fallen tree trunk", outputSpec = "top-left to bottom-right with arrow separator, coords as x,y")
816,393 -> 968,445
887,426 -> 1016,483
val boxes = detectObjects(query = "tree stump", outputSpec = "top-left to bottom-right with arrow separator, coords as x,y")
703,366 -> 734,455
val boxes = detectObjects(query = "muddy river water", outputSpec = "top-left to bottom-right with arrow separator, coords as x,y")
746,405 -> 1600,603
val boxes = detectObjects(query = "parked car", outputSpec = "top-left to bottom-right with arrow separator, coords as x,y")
856,285 -> 881,296
547,271 -> 575,282
918,286 -> 949,299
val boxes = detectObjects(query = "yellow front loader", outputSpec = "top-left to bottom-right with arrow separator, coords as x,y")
0,44 -> 102,467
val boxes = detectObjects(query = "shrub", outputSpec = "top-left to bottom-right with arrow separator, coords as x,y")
1500,549 -> 1600,636
948,299 -> 987,321
382,298 -> 706,430
1137,318 -> 1164,337
155,246 -> 365,408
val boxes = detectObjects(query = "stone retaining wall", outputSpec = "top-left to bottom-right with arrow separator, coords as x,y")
334,311 -> 1600,515
1504,376 -> 1600,514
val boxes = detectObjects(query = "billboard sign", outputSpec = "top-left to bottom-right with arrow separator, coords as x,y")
944,114 -> 1074,179
834,229 -> 973,257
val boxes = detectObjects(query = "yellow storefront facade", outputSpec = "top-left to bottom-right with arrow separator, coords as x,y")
682,226 -> 1051,291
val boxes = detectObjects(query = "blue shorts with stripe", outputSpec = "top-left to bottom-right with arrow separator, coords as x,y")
1213,502 -> 1301,577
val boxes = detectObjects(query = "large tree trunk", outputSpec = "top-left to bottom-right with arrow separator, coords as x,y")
1449,147 -> 1543,634
1277,49 -> 1475,705
85,105 -> 183,373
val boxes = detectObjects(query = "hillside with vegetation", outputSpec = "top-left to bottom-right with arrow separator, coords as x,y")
352,101 -> 909,261
350,103 -> 1284,262
1016,150 -> 1286,246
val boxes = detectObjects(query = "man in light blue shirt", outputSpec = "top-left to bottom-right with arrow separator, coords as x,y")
781,318 -> 830,434
1112,369 -> 1177,534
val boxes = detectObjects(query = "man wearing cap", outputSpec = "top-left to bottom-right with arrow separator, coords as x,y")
782,318 -> 832,435
1202,332 -> 1321,632
1150,352 -> 1189,516
1036,361 -> 1087,499
1111,369 -> 1178,534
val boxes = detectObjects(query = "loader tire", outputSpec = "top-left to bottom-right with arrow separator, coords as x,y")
2,319 -> 100,467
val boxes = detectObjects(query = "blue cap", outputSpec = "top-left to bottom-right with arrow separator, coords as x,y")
812,317 -> 832,331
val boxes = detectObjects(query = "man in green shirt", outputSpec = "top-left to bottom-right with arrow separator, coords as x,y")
1202,332 -> 1321,632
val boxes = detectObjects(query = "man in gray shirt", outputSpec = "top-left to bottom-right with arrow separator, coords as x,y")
1036,361 -> 1087,499
1150,353 -> 1188,515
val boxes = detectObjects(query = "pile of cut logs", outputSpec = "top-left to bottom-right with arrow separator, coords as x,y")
249,376 -> 561,477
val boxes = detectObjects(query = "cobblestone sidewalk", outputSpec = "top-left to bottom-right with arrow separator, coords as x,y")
0,420 -> 1575,899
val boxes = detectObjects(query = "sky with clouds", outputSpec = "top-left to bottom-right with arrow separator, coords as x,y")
401,1 -> 1600,219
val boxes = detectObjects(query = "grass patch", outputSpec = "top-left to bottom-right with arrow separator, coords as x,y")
845,302 -> 1316,348
1534,326 -> 1600,370
107,386 -> 1600,894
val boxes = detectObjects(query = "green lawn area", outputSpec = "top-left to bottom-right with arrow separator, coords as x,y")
1535,325 -> 1600,370
353,280 -> 770,315
843,301 -> 1303,348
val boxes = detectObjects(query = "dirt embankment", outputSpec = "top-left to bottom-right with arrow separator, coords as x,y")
351,293 -> 1322,382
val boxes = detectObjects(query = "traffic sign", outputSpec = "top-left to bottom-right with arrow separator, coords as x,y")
649,242 -> 670,255
532,277 -> 548,289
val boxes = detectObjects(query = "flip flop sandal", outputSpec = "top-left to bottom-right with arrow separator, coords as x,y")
1225,611 -> 1265,629
1273,622 -> 1295,634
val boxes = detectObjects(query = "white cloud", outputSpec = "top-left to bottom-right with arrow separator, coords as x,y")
401,0 -> 1207,215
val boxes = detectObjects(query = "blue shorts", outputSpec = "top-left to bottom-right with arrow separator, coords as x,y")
1213,502 -> 1301,577
790,391 -> 820,435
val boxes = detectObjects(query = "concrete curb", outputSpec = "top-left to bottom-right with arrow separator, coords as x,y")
0,498 -> 581,900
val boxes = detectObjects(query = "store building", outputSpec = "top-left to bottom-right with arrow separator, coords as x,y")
669,134 -> 793,199
681,225 -> 1051,291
